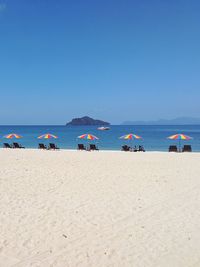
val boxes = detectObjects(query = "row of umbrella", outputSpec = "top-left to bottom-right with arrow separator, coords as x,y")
3,133 -> 96,140
3,133 -> 193,140
3,133 -> 192,143
4,133 -> 58,139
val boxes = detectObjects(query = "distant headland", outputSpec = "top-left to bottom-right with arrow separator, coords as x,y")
66,116 -> 110,126
121,117 -> 200,125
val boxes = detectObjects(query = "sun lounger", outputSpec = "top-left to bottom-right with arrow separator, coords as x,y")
3,143 -> 13,148
121,145 -> 131,151
13,143 -> 25,149
38,143 -> 47,149
129,146 -> 138,152
48,143 -> 59,150
168,145 -> 178,152
138,145 -> 145,152
89,144 -> 99,151
77,144 -> 86,150
182,145 -> 192,152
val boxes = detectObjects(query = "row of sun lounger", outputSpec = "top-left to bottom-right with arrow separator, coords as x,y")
3,143 -> 25,149
3,143 -> 99,151
39,143 -> 99,151
3,143 -> 59,150
2,143 -> 192,152
38,143 -> 99,151
77,144 -> 99,151
38,143 -> 59,150
121,145 -> 192,152
38,143 -> 100,151
168,145 -> 192,152
121,145 -> 145,152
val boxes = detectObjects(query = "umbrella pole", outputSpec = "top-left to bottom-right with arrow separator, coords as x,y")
179,139 -> 181,152
87,140 -> 90,151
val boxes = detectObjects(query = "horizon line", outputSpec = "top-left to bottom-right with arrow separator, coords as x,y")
0,124 -> 200,126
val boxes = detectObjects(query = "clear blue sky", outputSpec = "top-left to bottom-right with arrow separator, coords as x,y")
0,0 -> 200,124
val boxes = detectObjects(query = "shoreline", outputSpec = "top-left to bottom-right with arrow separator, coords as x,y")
0,148 -> 199,153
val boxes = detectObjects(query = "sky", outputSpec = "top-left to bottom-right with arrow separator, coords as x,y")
0,0 -> 200,125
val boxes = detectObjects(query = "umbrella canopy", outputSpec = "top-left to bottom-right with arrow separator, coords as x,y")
4,133 -> 22,139
119,133 -> 142,140
38,133 -> 58,139
167,134 -> 192,140
78,134 -> 99,140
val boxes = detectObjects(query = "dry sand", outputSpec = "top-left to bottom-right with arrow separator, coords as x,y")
0,149 -> 200,267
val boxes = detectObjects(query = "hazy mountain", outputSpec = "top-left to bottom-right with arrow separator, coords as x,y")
122,117 -> 200,125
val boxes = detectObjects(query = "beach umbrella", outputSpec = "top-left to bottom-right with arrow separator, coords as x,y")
78,134 -> 99,150
38,133 -> 58,139
78,134 -> 99,140
4,133 -> 22,139
119,133 -> 142,140
119,133 -> 142,149
167,134 -> 192,152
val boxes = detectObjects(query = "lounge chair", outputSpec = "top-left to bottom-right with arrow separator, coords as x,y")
182,145 -> 192,152
121,145 -> 130,151
129,146 -> 138,152
13,143 -> 25,149
77,144 -> 86,150
168,145 -> 178,152
89,144 -> 99,151
138,145 -> 145,152
48,143 -> 59,150
133,146 -> 138,152
3,143 -> 13,148
38,143 -> 47,149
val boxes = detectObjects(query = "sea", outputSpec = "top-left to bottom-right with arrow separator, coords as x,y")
0,125 -> 200,151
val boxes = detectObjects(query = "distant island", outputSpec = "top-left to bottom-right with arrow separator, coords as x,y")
66,116 -> 110,126
122,117 -> 200,125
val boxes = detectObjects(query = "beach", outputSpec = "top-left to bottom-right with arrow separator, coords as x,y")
1,149 -> 200,267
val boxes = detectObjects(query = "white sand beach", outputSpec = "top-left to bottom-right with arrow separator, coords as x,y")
0,149 -> 200,267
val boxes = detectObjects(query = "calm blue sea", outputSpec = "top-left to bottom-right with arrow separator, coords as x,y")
0,125 -> 200,151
